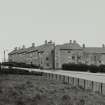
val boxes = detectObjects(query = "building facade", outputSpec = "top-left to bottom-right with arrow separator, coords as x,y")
8,40 -> 55,69
8,40 -> 105,69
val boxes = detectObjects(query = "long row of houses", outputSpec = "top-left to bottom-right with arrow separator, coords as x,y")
8,40 -> 105,69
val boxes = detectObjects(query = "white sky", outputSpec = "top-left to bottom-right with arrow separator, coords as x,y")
0,0 -> 105,61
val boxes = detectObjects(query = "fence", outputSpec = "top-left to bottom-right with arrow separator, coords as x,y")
42,72 -> 105,95
2,66 -> 105,95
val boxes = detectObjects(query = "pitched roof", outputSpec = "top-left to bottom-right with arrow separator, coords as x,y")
8,48 -> 27,55
8,50 -> 17,55
25,47 -> 36,53
83,47 -> 105,54
56,42 -> 82,50
8,43 -> 55,55
36,43 -> 54,52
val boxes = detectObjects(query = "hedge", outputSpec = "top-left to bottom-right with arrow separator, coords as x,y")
1,62 -> 39,69
88,65 -> 99,73
0,68 -> 43,76
99,65 -> 105,73
62,63 -> 105,73
62,63 -> 88,72
0,62 -> 43,75
0,68 -> 29,74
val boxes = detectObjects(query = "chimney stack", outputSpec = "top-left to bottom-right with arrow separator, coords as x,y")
69,40 -> 72,44
48,40 -> 52,44
102,44 -> 105,48
22,45 -> 25,49
73,40 -> 76,44
45,40 -> 47,44
32,43 -> 35,47
83,44 -> 85,48
14,47 -> 17,51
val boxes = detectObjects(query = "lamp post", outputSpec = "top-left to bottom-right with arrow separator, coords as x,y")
53,42 -> 55,70
4,50 -> 6,62
3,49 -> 8,62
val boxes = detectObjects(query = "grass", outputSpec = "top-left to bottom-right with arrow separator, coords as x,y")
0,74 -> 105,105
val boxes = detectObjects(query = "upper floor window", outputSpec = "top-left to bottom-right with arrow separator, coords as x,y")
72,56 -> 75,60
94,56 -> 97,61
77,56 -> 81,60
99,60 -> 101,63
68,51 -> 71,53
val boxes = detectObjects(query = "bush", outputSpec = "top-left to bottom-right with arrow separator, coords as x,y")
1,62 -> 39,69
99,65 -> 105,73
0,68 -> 30,75
62,63 -> 88,72
62,63 -> 101,73
88,65 -> 99,73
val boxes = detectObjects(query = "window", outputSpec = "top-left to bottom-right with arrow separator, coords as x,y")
46,57 -> 49,60
72,56 -> 75,60
99,60 -> 101,63
68,51 -> 71,53
77,56 -> 81,60
46,63 -> 49,66
41,59 -> 43,64
56,63 -> 59,66
94,56 -> 97,61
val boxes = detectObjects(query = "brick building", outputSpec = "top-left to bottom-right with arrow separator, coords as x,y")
8,40 -> 105,69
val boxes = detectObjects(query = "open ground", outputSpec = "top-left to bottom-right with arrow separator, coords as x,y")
0,74 -> 105,105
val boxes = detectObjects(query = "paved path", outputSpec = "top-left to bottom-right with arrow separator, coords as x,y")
13,67 -> 105,84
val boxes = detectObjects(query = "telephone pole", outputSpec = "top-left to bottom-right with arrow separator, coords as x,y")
4,50 -> 6,62
3,49 -> 8,62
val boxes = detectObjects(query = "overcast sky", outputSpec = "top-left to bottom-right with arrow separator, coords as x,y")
0,0 -> 105,61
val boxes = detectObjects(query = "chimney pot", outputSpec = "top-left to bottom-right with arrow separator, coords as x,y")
69,40 -> 72,44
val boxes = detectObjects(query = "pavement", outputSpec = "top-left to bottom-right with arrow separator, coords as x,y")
13,67 -> 105,84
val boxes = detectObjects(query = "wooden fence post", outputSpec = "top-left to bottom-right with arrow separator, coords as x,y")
59,75 -> 61,81
92,81 -> 94,90
72,77 -> 74,86
101,83 -> 103,94
78,78 -> 79,87
84,80 -> 86,89
56,74 -> 57,80
68,76 -> 69,84
63,75 -> 65,83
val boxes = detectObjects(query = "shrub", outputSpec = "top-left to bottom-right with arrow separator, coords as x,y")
88,65 -> 99,73
62,63 -> 88,72
62,63 -> 103,73
99,65 -> 105,73
1,62 -> 39,69
0,68 -> 29,75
